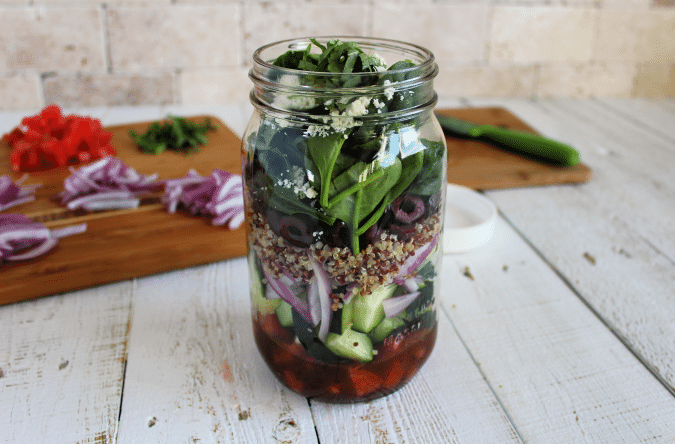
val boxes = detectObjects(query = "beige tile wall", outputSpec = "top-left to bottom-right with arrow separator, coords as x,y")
0,0 -> 673,111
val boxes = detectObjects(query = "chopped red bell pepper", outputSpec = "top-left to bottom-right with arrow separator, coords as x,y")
1,104 -> 116,172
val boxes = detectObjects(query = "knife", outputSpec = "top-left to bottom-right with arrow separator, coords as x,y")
435,113 -> 580,166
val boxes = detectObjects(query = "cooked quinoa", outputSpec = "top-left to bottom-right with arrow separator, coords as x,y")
249,210 -> 441,296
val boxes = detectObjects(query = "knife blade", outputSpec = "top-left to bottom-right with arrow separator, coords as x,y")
435,113 -> 580,166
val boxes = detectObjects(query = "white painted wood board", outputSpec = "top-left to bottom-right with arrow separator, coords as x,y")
0,282 -> 133,443
465,98 -> 675,394
595,98 -> 675,143
308,305 -> 522,444
115,259 -> 320,444
114,257 -> 523,444
440,215 -> 675,443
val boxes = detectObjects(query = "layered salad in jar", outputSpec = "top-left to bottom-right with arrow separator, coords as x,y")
243,38 -> 446,402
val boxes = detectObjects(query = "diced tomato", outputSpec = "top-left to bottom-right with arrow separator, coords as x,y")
281,369 -> 305,394
382,360 -> 405,390
2,105 -> 116,172
347,367 -> 380,398
258,313 -> 295,345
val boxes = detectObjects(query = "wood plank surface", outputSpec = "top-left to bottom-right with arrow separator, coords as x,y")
309,309 -> 522,444
116,259 -> 320,444
438,107 -> 592,190
0,282 -> 132,443
440,216 -> 675,442
595,98 -> 675,143
468,98 -> 675,393
116,256 -> 522,444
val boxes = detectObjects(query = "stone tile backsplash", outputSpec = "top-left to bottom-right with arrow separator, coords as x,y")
0,0 -> 673,110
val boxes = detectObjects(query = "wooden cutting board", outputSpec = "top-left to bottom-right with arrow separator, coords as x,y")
1,108 -> 591,306
439,107 -> 592,189
0,116 -> 246,305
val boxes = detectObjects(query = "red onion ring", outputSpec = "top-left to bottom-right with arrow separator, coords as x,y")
310,256 -> 333,342
55,158 -> 163,211
0,175 -> 41,212
394,233 -> 440,283
0,214 -> 87,264
382,291 -> 421,319
163,169 -> 244,229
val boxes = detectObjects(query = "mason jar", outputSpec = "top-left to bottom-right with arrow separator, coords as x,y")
242,36 -> 446,403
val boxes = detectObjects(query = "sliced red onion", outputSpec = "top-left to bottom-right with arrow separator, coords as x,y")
163,169 -> 244,230
309,256 -> 333,342
7,238 -> 58,261
261,264 -> 311,323
382,292 -> 420,319
307,279 -> 321,327
0,213 -> 87,264
0,174 -> 41,212
55,158 -> 162,211
394,233 -> 440,283
402,276 -> 424,292
65,190 -> 138,211
50,223 -> 88,239
342,283 -> 358,305
0,214 -> 34,226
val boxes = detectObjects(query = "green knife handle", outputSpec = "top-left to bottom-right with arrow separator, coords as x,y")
469,125 -> 580,166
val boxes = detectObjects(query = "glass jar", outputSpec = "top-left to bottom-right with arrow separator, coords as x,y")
242,37 -> 446,403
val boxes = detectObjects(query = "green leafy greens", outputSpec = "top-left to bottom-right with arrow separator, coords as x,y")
273,38 -> 387,74
250,38 -> 445,253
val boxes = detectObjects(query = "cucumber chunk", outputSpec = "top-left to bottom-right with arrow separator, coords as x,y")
351,284 -> 397,333
325,328 -> 374,362
341,297 -> 354,333
369,316 -> 406,343
248,251 -> 281,314
275,300 -> 294,327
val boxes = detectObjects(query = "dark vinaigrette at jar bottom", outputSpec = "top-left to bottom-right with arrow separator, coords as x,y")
253,312 -> 438,403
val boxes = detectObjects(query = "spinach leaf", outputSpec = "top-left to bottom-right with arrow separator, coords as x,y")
407,138 -> 445,196
328,160 -> 384,208
272,50 -> 306,69
251,124 -> 336,223
326,158 -> 402,231
272,38 -> 387,75
306,132 -> 348,208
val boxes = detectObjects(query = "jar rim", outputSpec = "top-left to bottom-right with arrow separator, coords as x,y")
252,35 -> 436,79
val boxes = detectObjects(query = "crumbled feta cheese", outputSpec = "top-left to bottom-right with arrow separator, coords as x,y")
275,94 -> 317,111
383,80 -> 395,101
274,117 -> 292,128
306,96 -> 371,137
371,52 -> 388,71
301,184 -> 318,199
278,74 -> 301,87
277,166 -> 318,199
373,98 -> 385,113
327,114 -> 357,133
273,74 -> 317,110
306,124 -> 330,138
344,96 -> 371,117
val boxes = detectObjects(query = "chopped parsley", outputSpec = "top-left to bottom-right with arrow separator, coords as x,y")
129,115 -> 216,155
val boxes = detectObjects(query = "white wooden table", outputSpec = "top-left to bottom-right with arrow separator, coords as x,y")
1,99 -> 674,443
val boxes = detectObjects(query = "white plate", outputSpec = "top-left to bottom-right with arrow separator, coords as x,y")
443,184 -> 497,253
